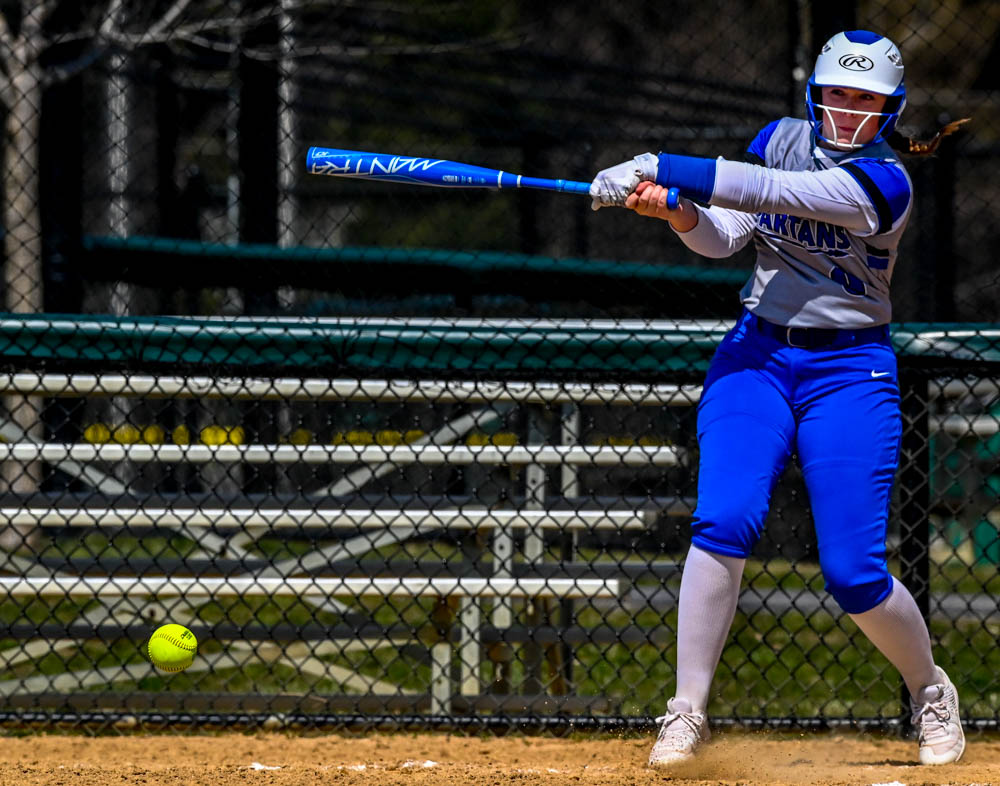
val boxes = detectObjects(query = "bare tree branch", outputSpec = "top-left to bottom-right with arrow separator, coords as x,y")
99,0 -> 126,38
286,0 -> 470,13
98,5 -> 276,49
167,22 -> 530,61
146,0 -> 196,40
21,1 -> 58,40
16,5 -> 48,71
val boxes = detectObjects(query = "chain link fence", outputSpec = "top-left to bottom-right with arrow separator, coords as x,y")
0,0 -> 998,731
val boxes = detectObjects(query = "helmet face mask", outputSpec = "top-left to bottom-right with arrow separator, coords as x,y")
806,30 -> 906,150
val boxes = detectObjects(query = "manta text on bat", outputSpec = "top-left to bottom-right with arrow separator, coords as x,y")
323,156 -> 445,176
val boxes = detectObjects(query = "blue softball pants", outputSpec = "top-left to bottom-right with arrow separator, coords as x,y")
691,309 -> 902,614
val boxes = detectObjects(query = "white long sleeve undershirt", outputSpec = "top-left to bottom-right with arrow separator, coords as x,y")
672,160 -> 883,258
711,159 -> 881,235
672,204 -> 757,258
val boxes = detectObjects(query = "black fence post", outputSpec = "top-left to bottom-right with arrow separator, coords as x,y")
40,66 -> 84,314
238,19 -> 279,314
897,366 -> 932,727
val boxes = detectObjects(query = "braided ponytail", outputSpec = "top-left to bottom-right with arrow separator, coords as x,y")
888,117 -> 970,157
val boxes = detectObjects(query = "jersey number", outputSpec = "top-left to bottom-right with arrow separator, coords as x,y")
829,265 -> 867,297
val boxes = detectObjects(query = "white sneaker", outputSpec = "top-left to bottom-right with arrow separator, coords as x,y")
911,667 -> 965,765
648,697 -> 710,767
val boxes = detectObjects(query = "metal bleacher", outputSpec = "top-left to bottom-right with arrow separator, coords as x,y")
1,316 -> 998,722
0,317 -> 711,717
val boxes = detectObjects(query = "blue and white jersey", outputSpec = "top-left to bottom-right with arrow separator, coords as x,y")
674,117 -> 913,328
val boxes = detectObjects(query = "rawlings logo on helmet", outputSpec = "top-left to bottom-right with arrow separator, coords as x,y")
838,54 -> 874,71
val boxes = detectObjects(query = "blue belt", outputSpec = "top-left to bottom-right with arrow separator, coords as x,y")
754,315 -> 889,349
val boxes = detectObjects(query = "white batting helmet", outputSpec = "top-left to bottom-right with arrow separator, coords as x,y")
806,30 -> 906,149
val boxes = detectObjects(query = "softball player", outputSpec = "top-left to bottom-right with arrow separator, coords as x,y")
591,30 -> 968,768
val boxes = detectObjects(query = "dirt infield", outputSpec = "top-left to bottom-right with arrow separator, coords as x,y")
0,730 -> 997,785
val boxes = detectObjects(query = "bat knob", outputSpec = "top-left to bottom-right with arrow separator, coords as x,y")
666,188 -> 680,211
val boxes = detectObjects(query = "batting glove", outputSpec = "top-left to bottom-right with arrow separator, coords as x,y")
589,152 -> 658,211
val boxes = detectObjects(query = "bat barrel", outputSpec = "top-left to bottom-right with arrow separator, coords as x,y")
307,147 -> 505,188
306,147 -> 593,196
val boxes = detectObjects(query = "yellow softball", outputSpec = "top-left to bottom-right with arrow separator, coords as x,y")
147,623 -> 197,672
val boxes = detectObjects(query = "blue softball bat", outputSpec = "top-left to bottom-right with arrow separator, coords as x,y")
306,147 -> 592,195
666,187 -> 680,210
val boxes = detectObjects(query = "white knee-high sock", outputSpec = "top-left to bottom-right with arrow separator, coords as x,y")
675,544 -> 745,713
849,576 -> 940,697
